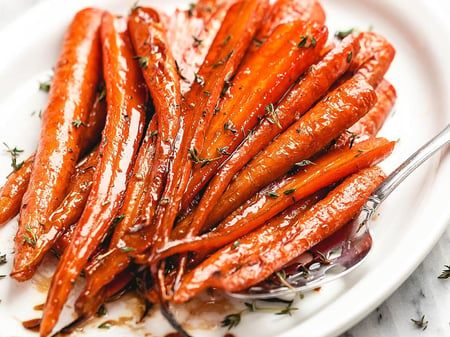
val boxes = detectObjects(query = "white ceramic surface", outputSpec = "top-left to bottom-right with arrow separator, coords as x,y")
0,1 -> 449,337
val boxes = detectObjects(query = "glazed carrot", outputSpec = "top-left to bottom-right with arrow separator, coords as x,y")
167,1 -> 232,92
108,116 -> 158,247
154,137 -> 394,260
11,8 -> 104,281
51,222 -> 75,257
335,79 -> 397,148
19,147 -> 99,268
180,19 -> 328,211
148,0 -> 268,258
174,33 -> 361,240
173,166 -> 386,302
0,157 -> 33,226
350,31 -> 395,88
203,76 -> 377,228
244,0 -> 326,59
128,8 -> 182,224
39,13 -> 148,337
0,88 -> 106,227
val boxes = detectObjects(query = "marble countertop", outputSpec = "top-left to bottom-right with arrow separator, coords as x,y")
0,0 -> 449,336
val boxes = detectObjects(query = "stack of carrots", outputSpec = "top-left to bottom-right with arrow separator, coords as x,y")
0,0 -> 398,335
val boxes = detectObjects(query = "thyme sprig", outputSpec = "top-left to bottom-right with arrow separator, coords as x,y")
221,300 -> 297,330
23,224 -> 38,247
133,55 -> 149,69
3,142 -> 24,171
438,265 -> 450,279
188,148 -> 221,167
411,315 -> 428,330
265,103 -> 281,128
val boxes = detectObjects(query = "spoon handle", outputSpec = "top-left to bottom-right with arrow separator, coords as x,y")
373,124 -> 450,205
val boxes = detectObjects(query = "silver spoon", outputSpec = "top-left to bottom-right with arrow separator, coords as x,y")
230,124 -> 450,300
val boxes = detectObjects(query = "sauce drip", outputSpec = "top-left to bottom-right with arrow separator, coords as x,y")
22,318 -> 41,332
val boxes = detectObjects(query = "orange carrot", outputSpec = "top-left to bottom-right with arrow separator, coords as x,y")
148,0 -> 268,258
12,8 -> 104,281
350,31 -> 395,88
204,76 -> 376,228
0,89 -> 106,227
128,7 -> 182,224
39,13 -> 148,337
173,33 -> 361,240
20,147 -> 99,268
173,166 -> 386,302
108,116 -> 158,247
180,19 -> 328,211
153,137 -> 394,260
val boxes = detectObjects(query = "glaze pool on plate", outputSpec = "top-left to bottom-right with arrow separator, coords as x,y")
0,1 -> 449,337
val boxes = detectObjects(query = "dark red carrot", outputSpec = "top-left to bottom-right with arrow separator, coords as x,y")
204,76 -> 376,228
128,7 -> 182,224
153,137 -> 394,260
174,33 -> 361,240
12,8 -> 104,281
173,166 -> 386,302
39,13 -> 148,337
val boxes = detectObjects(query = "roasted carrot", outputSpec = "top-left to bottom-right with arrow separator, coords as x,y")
148,0 -> 268,259
335,79 -> 396,148
0,88 -> 106,228
244,0 -> 326,59
173,166 -> 386,302
350,31 -> 395,88
109,116 -> 158,247
202,76 -> 376,228
166,1 -> 232,93
12,8 -> 104,281
180,19 -> 328,211
153,137 -> 394,260
128,8 -> 182,224
39,13 -> 148,337
0,157 -> 33,226
174,33 -> 361,240
18,146 -> 99,269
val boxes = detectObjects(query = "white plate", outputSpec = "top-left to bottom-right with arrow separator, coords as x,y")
0,0 -> 449,337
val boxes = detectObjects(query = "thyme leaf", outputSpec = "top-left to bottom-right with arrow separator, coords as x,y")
3,142 -> 24,171
221,300 -> 297,330
411,315 -> 428,330
0,254 -> 6,265
133,55 -> 149,69
335,28 -> 358,40
438,265 -> 450,279
224,120 -> 238,134
192,35 -> 202,47
23,224 -> 38,247
72,119 -> 86,128
265,103 -> 281,128
39,80 -> 51,93
297,35 -> 317,48
295,160 -> 316,167
266,191 -> 279,199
